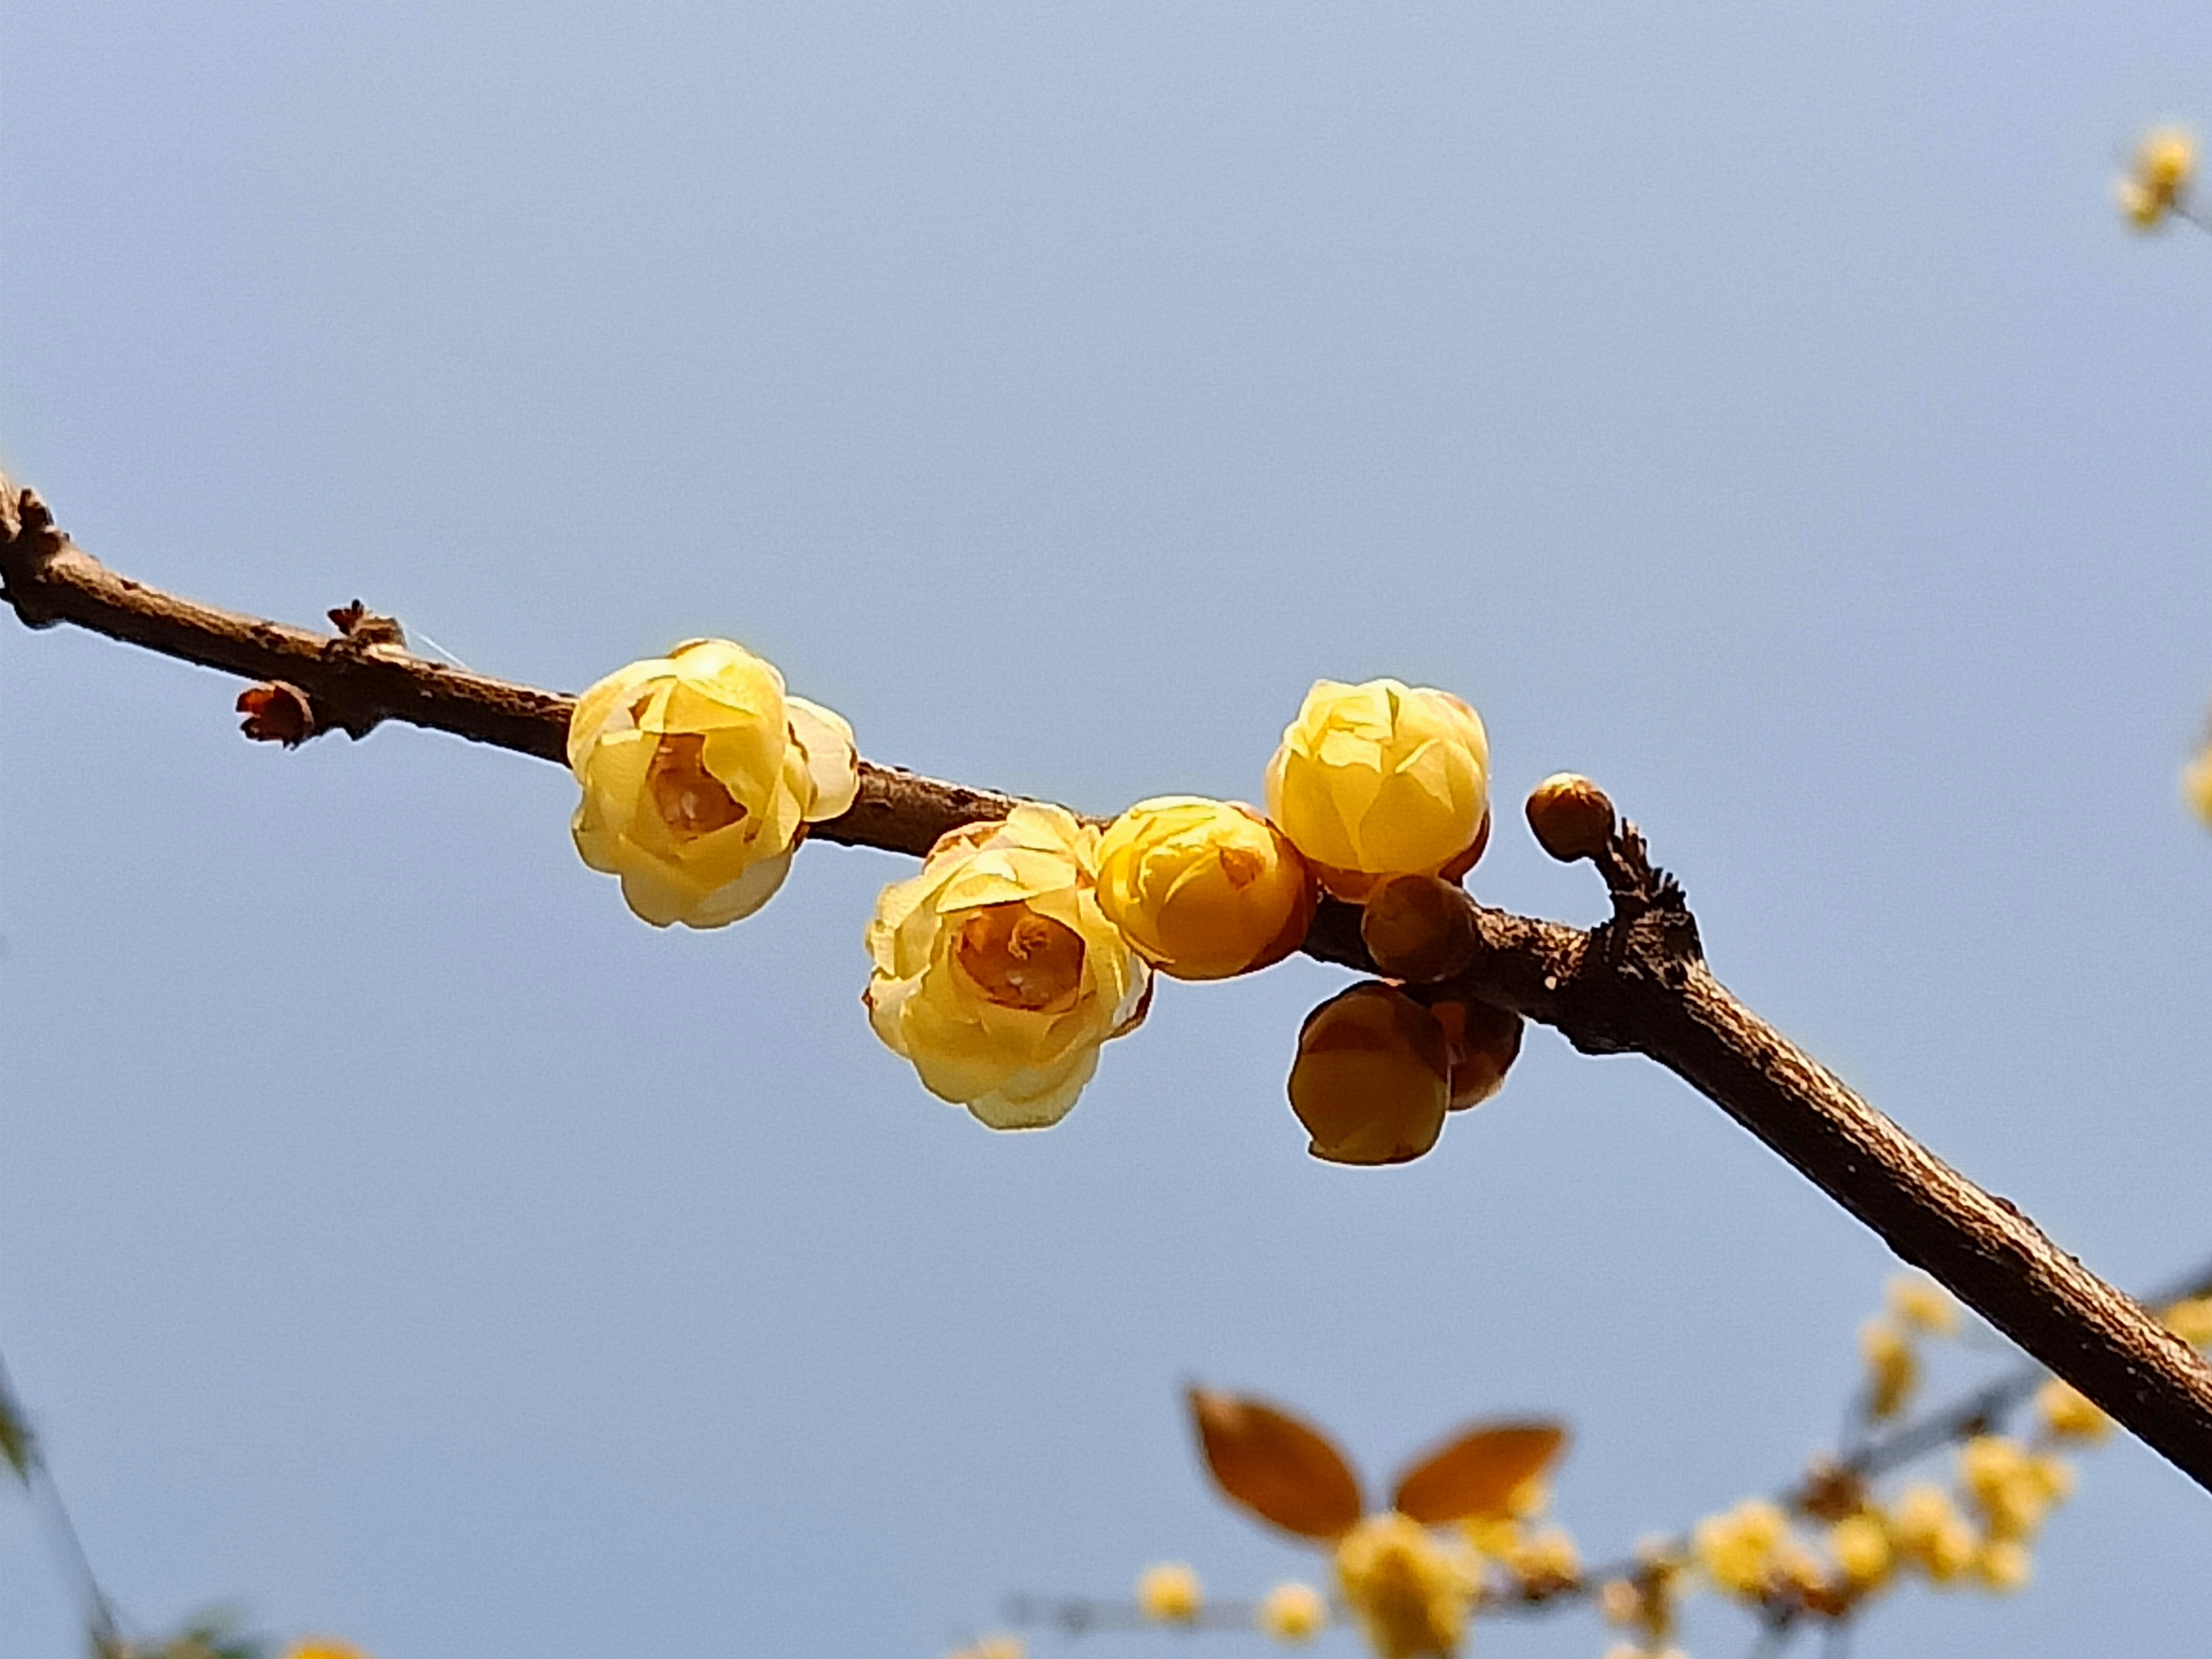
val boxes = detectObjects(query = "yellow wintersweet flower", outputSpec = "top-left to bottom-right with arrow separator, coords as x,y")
1692,1498 -> 1788,1598
2034,1376 -> 2111,1442
2163,1293 -> 2212,1346
1889,1484 -> 1976,1583
1256,1581 -> 1329,1644
283,1644 -> 372,1659
1884,1275 -> 1958,1337
1959,1435 -> 2063,1540
1505,1523 -> 1581,1588
568,639 -> 858,927
945,1640 -> 1024,1659
1975,1537 -> 2032,1593
1857,1318 -> 1918,1419
1333,1512 -> 1479,1659
1829,1513 -> 1892,1590
1265,678 -> 1491,902
1136,1561 -> 1204,1623
2119,126 -> 2197,229
1287,982 -> 1452,1165
865,806 -> 1151,1129
1094,796 -> 1316,980
2184,746 -> 2212,828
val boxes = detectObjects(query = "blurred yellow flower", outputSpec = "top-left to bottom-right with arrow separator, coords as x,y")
1829,1513 -> 1892,1589
1884,1275 -> 1958,1337
1975,1537 -> 2032,1593
1889,1484 -> 1976,1583
1287,982 -> 1452,1165
1266,678 -> 1490,901
1505,1523 -> 1581,1587
2184,745 -> 2212,827
1256,1580 -> 1329,1644
1692,1498 -> 1787,1598
1857,1318 -> 1918,1419
283,1644 -> 372,1659
2034,1376 -> 2111,1442
1959,1435 -> 2069,1541
2119,126 -> 2197,229
1333,1512 -> 1478,1659
1136,1561 -> 1204,1623
2164,1293 -> 2212,1345
1094,796 -> 1316,980
945,1636 -> 1025,1659
568,638 -> 857,927
865,805 -> 1151,1129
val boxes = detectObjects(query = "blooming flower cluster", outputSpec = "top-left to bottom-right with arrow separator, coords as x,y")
1033,1272 -> 2195,1659
568,649 -> 1524,1153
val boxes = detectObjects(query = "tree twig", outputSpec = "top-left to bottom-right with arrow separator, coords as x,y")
9,472 -> 2212,1494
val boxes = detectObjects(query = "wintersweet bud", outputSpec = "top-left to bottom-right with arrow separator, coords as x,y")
568,639 -> 858,928
865,806 -> 1151,1130
2034,1377 -> 2112,1442
1332,1512 -> 1478,1659
1136,1561 -> 1204,1624
2119,127 -> 2197,229
1256,1581 -> 1328,1644
1360,875 -> 1478,983
1426,995 -> 1525,1111
1287,983 -> 1452,1165
1524,773 -> 1616,863
1094,796 -> 1316,980
1266,679 -> 1490,901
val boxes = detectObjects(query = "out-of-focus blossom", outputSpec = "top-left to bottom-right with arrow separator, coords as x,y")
866,806 -> 1150,1129
568,639 -> 857,927
1266,679 -> 1490,901
1885,1275 -> 1958,1337
1256,1581 -> 1329,1644
2119,127 -> 2196,229
1136,1561 -> 1204,1624
1332,1512 -> 1478,1659
1858,1318 -> 1918,1419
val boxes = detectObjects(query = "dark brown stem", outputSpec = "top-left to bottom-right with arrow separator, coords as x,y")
9,475 -> 2212,1493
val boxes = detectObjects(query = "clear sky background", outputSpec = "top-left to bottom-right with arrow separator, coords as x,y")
5,3 -> 2212,1655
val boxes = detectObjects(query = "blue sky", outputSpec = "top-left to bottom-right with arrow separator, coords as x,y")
5,3 -> 2212,1655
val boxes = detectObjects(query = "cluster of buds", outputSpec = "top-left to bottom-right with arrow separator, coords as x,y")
565,650 -> 1608,1154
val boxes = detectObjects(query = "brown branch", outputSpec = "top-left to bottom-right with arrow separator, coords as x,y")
10,475 -> 2212,1495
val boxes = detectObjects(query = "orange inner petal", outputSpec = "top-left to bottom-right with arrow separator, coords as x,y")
647,733 -> 749,837
953,902 -> 1086,1013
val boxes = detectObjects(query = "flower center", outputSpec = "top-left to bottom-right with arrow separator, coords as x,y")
953,902 -> 1086,1013
647,733 -> 748,837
